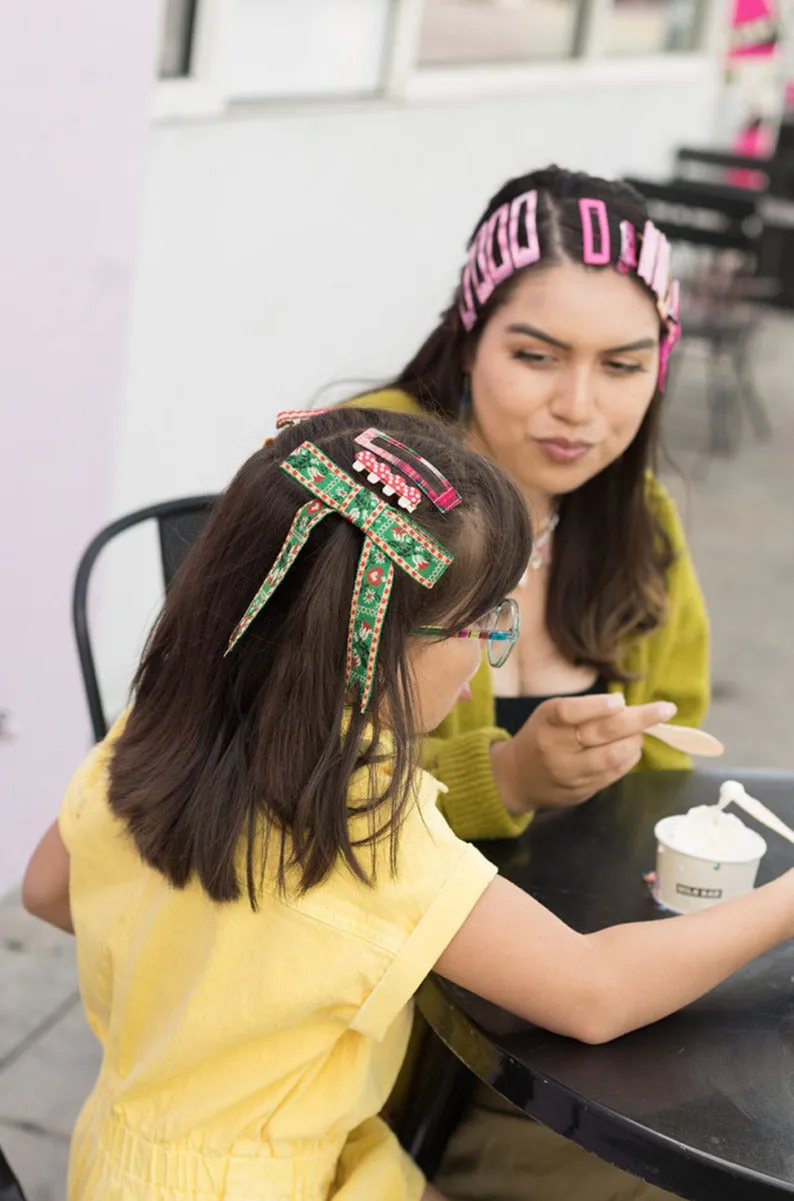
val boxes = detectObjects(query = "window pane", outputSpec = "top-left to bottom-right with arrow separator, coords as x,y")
606,0 -> 702,56
159,0 -> 198,79
418,0 -> 581,66
224,0 -> 392,97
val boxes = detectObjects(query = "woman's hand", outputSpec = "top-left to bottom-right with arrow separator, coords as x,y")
491,692 -> 678,814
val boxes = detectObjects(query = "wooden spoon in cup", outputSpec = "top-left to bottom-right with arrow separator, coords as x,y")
718,779 -> 794,846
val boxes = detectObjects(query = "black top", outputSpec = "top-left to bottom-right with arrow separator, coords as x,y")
495,676 -> 607,735
417,768 -> 794,1201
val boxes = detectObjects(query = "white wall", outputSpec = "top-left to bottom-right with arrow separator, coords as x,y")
121,67 -> 721,505
0,2 -> 163,893
97,62 -> 721,715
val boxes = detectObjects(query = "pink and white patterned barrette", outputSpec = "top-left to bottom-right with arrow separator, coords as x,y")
275,407 -> 336,430
353,450 -> 422,512
354,428 -> 462,514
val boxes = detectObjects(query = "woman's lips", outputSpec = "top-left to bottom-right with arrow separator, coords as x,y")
534,438 -> 593,465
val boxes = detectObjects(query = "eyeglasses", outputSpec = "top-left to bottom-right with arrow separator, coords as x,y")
413,598 -> 520,669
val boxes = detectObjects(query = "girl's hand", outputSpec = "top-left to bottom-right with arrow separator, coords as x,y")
491,692 -> 678,814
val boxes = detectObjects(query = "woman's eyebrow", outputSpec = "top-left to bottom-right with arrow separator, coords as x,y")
506,322 -> 571,350
604,337 -> 658,354
506,324 -> 658,355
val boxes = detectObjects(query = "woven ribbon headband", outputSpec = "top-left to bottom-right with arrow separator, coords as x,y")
226,439 -> 454,711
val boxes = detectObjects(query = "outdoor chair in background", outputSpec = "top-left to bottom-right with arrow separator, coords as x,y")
625,174 -> 774,454
73,496 -> 216,743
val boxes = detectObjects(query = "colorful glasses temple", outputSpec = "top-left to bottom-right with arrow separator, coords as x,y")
413,628 -> 513,641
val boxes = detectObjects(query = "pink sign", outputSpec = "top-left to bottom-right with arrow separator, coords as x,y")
730,0 -> 778,58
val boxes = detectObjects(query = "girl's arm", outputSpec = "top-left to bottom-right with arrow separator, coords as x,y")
435,872 -> 794,1045
22,821 -> 73,934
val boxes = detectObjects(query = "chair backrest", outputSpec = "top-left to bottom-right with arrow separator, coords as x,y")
768,123 -> 794,197
0,1144 -> 27,1201
624,175 -> 760,253
73,496 -> 217,743
674,145 -> 772,191
675,138 -> 794,198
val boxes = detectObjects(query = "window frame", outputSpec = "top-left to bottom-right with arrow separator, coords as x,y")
154,0 -> 225,120
153,0 -> 728,122
385,0 -> 726,99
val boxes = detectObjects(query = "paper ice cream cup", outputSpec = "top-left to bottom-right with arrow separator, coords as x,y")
653,816 -> 767,915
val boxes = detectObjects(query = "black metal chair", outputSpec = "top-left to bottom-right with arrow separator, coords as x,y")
0,1145 -> 26,1201
73,496 -> 216,742
674,145 -> 772,190
625,174 -> 774,455
675,141 -> 794,310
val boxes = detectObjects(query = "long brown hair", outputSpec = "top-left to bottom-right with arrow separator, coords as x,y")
109,407 -> 530,905
388,165 -> 675,679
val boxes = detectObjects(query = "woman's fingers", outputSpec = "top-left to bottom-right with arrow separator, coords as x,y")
546,692 -> 627,729
516,694 -> 672,806
575,700 -> 677,750
573,735 -> 644,786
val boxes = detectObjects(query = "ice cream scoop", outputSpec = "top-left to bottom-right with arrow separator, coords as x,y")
658,803 -> 764,860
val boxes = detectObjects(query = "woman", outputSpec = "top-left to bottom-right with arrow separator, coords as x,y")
348,165 -> 707,1201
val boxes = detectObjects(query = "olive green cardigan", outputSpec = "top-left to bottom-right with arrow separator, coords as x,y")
348,388 -> 710,841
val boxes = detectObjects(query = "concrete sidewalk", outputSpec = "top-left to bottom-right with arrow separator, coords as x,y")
2,312 -> 793,1199
0,894 -> 98,1200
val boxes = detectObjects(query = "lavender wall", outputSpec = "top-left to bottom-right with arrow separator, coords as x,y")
0,2 -> 163,891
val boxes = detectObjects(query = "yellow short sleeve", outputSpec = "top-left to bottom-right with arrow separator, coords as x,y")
58,714 -> 127,850
351,774 -> 497,1041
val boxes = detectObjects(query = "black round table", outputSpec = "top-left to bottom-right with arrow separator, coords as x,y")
416,768 -> 794,1201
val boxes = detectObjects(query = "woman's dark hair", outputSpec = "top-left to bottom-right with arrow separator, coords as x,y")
109,407 -> 531,906
387,164 -> 675,679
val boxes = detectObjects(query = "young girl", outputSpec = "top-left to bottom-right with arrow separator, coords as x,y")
23,407 -> 794,1201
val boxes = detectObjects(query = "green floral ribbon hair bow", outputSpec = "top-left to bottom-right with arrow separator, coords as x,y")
225,438 -> 455,712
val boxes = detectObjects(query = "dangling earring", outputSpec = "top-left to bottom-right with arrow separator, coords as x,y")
459,375 -> 472,425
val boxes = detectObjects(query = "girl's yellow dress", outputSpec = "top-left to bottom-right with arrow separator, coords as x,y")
59,722 -> 496,1201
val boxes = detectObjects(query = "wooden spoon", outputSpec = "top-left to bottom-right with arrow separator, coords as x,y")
718,780 -> 794,846
645,723 -> 725,758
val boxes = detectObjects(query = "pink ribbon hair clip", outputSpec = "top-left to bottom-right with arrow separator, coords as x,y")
354,429 -> 462,514
353,451 -> 422,512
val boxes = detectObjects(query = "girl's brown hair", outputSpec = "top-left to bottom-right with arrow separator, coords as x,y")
387,164 -> 675,680
108,407 -> 531,906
